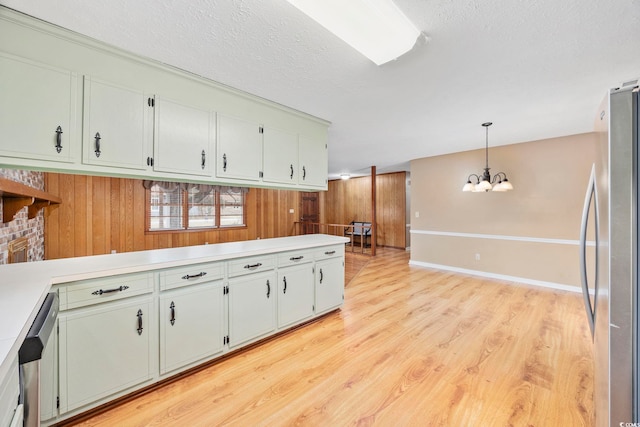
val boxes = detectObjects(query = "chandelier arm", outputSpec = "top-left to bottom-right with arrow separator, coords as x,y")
466,173 -> 480,184
491,172 -> 507,184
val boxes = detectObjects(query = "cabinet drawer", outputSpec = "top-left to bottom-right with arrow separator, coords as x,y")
59,272 -> 154,310
313,245 -> 344,261
228,255 -> 275,277
159,262 -> 224,291
277,250 -> 313,268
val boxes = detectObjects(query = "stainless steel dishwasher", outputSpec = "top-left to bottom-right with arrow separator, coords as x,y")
18,292 -> 59,427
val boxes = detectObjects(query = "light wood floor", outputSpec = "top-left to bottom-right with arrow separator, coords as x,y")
66,249 -> 594,426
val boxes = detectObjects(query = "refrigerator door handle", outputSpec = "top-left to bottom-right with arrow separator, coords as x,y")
579,164 -> 599,338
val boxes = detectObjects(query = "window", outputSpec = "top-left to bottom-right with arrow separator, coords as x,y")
220,187 -> 244,227
145,181 -> 246,231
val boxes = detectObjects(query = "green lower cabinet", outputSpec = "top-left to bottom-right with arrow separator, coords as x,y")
277,264 -> 315,329
58,296 -> 155,414
228,271 -> 277,348
159,281 -> 225,376
40,240 -> 344,425
315,257 -> 345,314
0,356 -> 20,427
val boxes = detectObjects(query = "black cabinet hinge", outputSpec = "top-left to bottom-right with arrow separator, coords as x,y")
147,97 -> 155,107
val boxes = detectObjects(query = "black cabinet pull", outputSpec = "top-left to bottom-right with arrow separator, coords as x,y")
302,166 -> 306,180
55,126 -> 63,153
319,268 -> 324,284
289,256 -> 304,262
290,164 -> 294,179
136,309 -> 143,335
266,279 -> 271,298
91,285 -> 129,296
182,272 -> 207,280
244,263 -> 262,270
201,150 -> 206,170
324,250 -> 336,255
283,276 -> 287,294
169,301 -> 176,326
94,132 -> 102,157
223,153 -> 227,172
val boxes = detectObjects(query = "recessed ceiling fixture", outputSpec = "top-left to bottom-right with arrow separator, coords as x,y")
285,0 -> 421,65
340,173 -> 351,180
462,122 -> 514,192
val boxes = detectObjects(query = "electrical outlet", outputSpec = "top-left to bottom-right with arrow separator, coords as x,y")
415,211 -> 420,218
475,253 -> 480,261
289,208 -> 294,214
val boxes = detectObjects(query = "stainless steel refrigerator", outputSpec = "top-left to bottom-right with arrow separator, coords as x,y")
580,81 -> 639,426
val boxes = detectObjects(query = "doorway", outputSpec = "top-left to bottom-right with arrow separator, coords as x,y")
300,192 -> 319,234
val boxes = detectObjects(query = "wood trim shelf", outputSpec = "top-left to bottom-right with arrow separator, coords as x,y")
0,177 -> 62,223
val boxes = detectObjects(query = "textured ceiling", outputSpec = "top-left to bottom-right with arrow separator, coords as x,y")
1,0 -> 639,178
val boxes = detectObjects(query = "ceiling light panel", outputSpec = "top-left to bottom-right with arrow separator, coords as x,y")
286,0 -> 421,65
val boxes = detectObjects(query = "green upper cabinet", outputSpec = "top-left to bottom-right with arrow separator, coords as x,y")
299,134 -> 328,188
82,77 -> 150,170
0,53 -> 77,163
262,126 -> 299,185
152,97 -> 214,177
216,114 -> 263,182
0,8 -> 330,189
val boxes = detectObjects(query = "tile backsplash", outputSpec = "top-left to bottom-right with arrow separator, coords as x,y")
0,169 -> 45,264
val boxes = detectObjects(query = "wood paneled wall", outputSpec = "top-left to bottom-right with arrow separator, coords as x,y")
44,171 -> 405,259
325,172 -> 406,248
44,173 -> 302,259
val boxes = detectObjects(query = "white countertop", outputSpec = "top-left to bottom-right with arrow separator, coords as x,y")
0,234 -> 348,383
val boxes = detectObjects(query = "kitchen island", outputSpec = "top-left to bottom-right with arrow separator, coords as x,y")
0,234 -> 347,425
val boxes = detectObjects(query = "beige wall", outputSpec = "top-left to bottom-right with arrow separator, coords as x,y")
409,132 -> 601,290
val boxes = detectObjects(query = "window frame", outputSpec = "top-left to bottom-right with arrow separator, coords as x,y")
145,182 -> 246,233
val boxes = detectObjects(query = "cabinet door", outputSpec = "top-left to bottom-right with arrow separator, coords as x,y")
216,114 -> 262,181
82,77 -> 149,170
315,257 -> 345,314
262,127 -> 298,184
298,134 -> 328,188
159,282 -> 225,375
228,271 -> 276,348
59,297 -> 154,413
0,53 -> 76,162
0,356 -> 19,427
278,264 -> 314,329
153,97 -> 213,176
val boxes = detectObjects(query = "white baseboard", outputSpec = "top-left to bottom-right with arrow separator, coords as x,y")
408,260 -> 582,294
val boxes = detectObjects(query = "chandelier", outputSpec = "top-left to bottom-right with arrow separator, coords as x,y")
462,122 -> 513,192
